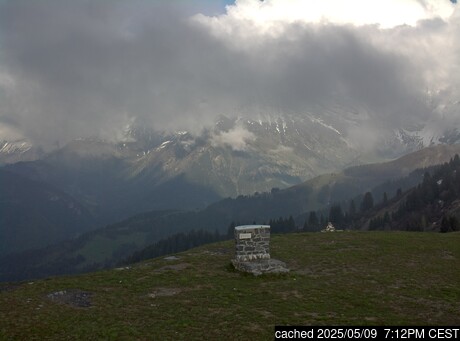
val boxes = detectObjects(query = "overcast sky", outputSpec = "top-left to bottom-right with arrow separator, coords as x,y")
0,0 -> 458,147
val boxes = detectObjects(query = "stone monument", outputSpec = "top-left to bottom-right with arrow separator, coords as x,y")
231,225 -> 289,276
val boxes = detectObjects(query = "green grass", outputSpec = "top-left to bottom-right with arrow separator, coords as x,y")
1,232 -> 459,340
73,232 -> 147,266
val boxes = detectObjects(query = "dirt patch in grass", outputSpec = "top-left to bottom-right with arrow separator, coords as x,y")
147,287 -> 182,298
155,263 -> 190,272
202,248 -> 232,256
46,289 -> 93,308
440,250 -> 455,260
0,284 -> 20,293
279,289 -> 303,300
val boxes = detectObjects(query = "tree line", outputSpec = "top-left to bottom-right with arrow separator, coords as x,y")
303,154 -> 460,233
125,155 -> 460,265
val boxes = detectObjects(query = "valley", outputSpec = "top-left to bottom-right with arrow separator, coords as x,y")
2,144 -> 460,282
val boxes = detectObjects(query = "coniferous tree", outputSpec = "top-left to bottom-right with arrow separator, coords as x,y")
227,222 -> 236,239
348,199 -> 357,218
420,215 -> 427,230
453,154 -> 460,166
329,204 -> 344,226
288,215 -> 296,231
303,219 -> 309,231
449,216 -> 460,232
308,211 -> 319,228
383,211 -> 391,227
361,192 -> 374,212
441,216 -> 450,233
320,213 -> 325,227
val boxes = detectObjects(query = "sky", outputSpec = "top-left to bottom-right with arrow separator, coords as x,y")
0,0 -> 458,147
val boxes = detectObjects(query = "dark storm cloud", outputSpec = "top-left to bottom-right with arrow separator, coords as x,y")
231,23 -> 427,127
0,1 -> 232,143
0,0 -> 457,147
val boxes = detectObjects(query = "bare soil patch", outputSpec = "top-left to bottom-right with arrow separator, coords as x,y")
46,289 -> 93,308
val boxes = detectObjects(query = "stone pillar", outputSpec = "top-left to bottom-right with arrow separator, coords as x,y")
232,225 -> 289,275
234,225 -> 270,262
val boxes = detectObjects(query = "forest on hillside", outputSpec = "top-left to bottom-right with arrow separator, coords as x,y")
312,155 -> 460,233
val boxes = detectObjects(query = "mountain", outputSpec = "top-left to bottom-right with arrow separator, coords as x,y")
111,109 -> 460,199
3,144 -> 460,281
5,111 -> 363,212
4,137 -> 221,225
292,143 -> 460,210
1,232 -> 459,340
3,113 -> 356,226
5,109 -> 459,227
1,99 -> 459,267
0,139 -> 43,165
0,170 -> 95,257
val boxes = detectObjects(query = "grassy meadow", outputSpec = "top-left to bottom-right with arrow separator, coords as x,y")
1,231 -> 459,340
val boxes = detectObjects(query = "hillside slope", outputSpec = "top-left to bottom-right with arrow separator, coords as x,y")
0,232 -> 459,340
0,170 -> 95,257
347,154 -> 460,232
4,138 -> 221,225
6,126 -> 460,229
291,144 -> 460,210
3,145 -> 460,281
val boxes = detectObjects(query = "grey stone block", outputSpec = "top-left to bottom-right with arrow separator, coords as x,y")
233,225 -> 289,272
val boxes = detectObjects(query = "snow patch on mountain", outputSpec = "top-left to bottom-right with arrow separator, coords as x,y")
0,139 -> 42,165
309,117 -> 341,135
0,140 -> 32,154
158,141 -> 173,150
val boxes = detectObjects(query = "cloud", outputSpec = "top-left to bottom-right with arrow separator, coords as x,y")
0,0 -> 458,149
195,0 -> 459,129
211,124 -> 256,151
200,0 -> 455,31
0,0 -> 230,146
